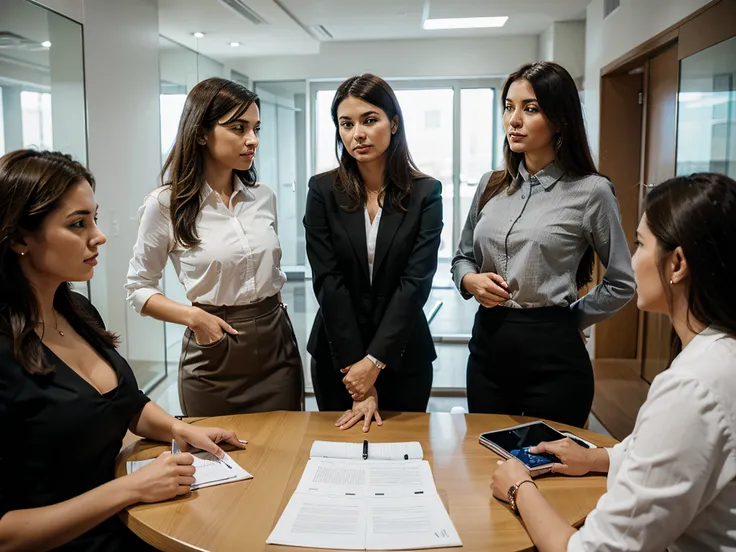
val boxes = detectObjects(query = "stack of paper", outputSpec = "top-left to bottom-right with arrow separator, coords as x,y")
126,450 -> 252,491
267,441 -> 461,550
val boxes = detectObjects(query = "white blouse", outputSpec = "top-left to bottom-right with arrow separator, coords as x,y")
125,176 -> 285,312
364,205 -> 382,285
568,327 -> 736,552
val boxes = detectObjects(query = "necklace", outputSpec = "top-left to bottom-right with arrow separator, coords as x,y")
40,311 -> 65,337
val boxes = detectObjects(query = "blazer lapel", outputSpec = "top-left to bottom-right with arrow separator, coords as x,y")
373,203 -> 405,279
336,191 -> 370,284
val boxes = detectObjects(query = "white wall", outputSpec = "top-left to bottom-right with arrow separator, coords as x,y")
537,21 -> 586,80
539,24 -> 555,62
554,21 -> 586,81
82,0 -> 165,362
240,35 -> 539,81
584,0 -> 711,161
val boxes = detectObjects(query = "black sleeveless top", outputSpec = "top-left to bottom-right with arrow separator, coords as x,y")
0,293 -> 154,551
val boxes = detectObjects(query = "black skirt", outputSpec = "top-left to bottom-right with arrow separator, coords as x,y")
466,306 -> 594,428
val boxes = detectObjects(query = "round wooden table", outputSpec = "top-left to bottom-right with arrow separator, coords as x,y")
115,411 -> 617,552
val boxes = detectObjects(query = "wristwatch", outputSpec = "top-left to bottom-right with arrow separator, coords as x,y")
366,354 -> 386,370
508,479 -> 537,515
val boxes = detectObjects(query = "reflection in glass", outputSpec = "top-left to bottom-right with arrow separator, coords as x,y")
677,36 -> 736,178
0,0 -> 87,298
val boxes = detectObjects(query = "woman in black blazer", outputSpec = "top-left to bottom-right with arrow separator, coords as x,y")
304,73 -> 442,431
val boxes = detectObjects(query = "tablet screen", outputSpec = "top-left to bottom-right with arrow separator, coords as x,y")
481,422 -> 565,468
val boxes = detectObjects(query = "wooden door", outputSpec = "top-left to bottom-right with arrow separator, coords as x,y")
640,43 -> 679,383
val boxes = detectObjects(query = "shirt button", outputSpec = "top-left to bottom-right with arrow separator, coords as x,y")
522,194 -> 526,199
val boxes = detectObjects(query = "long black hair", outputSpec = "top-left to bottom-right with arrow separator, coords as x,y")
330,73 -> 425,212
162,77 -> 259,248
0,150 -> 118,376
480,62 -> 600,287
644,172 -> 736,360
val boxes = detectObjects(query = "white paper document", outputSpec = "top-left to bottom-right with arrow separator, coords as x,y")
126,451 -> 252,490
310,440 -> 423,461
297,458 -> 436,498
267,453 -> 461,550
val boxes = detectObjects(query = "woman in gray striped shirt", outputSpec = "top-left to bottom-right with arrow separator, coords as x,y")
452,62 -> 636,427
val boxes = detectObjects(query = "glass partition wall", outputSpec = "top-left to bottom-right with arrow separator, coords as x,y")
0,0 -> 87,299
677,36 -> 736,179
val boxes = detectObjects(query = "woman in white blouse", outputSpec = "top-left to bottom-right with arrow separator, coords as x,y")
126,78 -> 302,416
491,172 -> 736,552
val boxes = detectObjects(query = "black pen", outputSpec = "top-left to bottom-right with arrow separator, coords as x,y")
363,440 -> 369,460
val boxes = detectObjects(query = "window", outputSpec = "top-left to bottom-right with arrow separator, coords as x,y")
160,93 -> 187,158
21,91 -> 53,150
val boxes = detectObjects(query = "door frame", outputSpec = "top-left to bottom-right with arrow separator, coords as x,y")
594,0 -> 736,362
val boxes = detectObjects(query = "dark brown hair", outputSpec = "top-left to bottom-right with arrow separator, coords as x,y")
329,73 -> 425,212
162,77 -> 259,247
644,172 -> 736,360
0,150 -> 118,375
480,62 -> 600,287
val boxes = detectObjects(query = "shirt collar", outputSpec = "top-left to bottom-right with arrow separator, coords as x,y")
671,325 -> 731,368
200,174 -> 248,201
517,159 -> 565,190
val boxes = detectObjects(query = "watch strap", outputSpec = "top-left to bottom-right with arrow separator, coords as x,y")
508,479 -> 537,514
366,354 -> 386,370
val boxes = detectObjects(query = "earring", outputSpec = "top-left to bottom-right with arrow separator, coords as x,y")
197,138 -> 207,145
669,279 -> 674,285
20,252 -> 25,256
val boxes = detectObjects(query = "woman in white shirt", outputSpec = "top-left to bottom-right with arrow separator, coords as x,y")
490,172 -> 736,551
126,78 -> 303,416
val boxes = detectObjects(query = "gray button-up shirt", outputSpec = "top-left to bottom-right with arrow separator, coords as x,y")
451,161 -> 636,330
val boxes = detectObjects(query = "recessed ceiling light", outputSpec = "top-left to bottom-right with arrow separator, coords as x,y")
230,41 -> 241,47
41,40 -> 52,48
192,32 -> 205,38
423,16 -> 508,30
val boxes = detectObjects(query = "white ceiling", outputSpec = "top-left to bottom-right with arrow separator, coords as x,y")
157,0 -> 319,58
158,0 -> 589,60
279,0 -> 589,40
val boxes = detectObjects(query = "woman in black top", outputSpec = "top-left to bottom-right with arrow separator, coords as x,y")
0,150 -> 246,551
304,74 -> 442,431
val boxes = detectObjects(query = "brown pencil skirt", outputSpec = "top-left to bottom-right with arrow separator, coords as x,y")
178,295 -> 304,416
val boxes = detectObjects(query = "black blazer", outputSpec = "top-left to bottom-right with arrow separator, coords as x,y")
304,170 -> 443,373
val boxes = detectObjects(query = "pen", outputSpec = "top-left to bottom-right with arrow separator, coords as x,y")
363,440 -> 369,460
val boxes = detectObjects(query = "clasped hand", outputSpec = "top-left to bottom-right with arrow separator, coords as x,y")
341,357 -> 380,399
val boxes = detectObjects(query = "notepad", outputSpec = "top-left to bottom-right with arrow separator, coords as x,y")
126,450 -> 252,491
310,440 -> 424,461
267,441 -> 461,550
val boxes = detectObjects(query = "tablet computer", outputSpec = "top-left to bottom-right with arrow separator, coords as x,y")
479,421 -> 566,476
